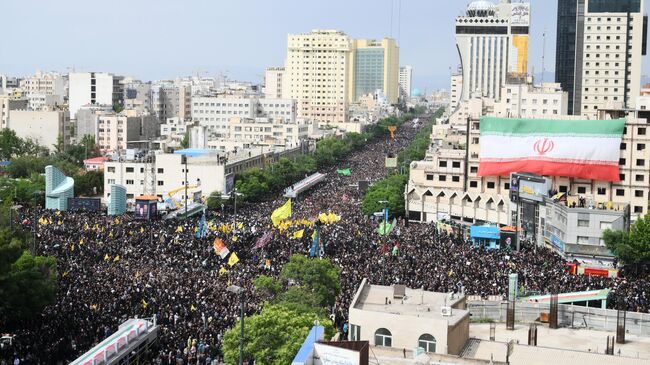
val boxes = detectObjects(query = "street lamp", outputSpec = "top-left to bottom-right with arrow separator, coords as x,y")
227,285 -> 246,365
231,188 -> 243,236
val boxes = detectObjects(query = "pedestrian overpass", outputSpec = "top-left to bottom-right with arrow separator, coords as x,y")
69,318 -> 158,365
284,172 -> 326,198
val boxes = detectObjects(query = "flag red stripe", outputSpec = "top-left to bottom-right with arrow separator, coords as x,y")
478,160 -> 620,182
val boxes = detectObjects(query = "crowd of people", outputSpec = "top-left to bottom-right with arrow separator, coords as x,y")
2,115 -> 649,364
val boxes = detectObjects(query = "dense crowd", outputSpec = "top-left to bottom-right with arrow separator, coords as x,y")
2,116 -> 649,364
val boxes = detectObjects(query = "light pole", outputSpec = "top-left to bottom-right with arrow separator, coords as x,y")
313,319 -> 320,363
232,188 -> 242,236
378,200 -> 389,250
227,285 -> 246,365
183,155 -> 188,216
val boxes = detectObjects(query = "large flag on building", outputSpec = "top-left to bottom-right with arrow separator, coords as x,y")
271,199 -> 292,226
477,117 -> 625,182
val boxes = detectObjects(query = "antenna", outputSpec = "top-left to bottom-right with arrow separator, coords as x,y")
541,27 -> 547,83
389,0 -> 394,38
397,0 -> 402,43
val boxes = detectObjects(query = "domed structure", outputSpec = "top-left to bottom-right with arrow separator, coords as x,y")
467,0 -> 496,17
411,88 -> 422,97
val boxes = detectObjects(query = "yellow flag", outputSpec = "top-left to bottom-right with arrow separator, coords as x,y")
140,227 -> 144,233
104,254 -> 110,261
113,255 -> 120,262
84,223 -> 89,231
219,266 -> 227,276
109,231 -> 113,238
79,238 -> 84,245
114,217 -> 120,224
135,271 -> 141,279
228,252 -> 240,267
271,199 -> 291,226
191,304 -> 196,312
57,220 -> 62,226
232,236 -> 238,242
62,271 -> 69,278
311,230 -> 316,240
48,218 -> 53,224
292,229 -> 304,239
90,304 -> 97,311
70,244 -> 75,252
194,226 -> 199,233
141,299 -> 148,309
55,211 -> 61,216
237,222 -> 244,230
176,225 -> 183,233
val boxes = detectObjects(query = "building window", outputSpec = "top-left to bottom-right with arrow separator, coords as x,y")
639,127 -> 646,135
374,328 -> 392,347
616,189 -> 625,196
439,175 -> 447,182
637,159 -> 645,167
636,175 -> 644,182
470,166 -> 478,173
439,161 -> 448,168
637,144 -> 646,151
108,179 -> 115,184
597,187 -> 606,195
426,174 -> 434,181
418,334 -> 437,353
577,236 -> 590,245
157,168 -> 164,173
600,222 -> 612,230
620,142 -> 627,150
634,206 -> 643,213
470,181 -> 478,188
107,166 -> 115,173
487,182 -> 495,189
559,185 -> 568,193
635,190 -> 644,198
350,324 -> 361,341
577,187 -> 587,194
452,161 -> 461,168
126,167 -> 134,173
505,183 -> 510,190
577,219 -> 590,227
157,181 -> 164,186
452,176 -> 460,182
126,179 -> 134,185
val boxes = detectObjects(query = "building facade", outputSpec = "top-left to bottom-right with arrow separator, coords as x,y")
493,82 -> 569,118
349,38 -> 399,104
69,72 -> 121,119
455,1 -> 530,102
7,110 -> 70,151
399,65 -> 413,102
96,114 -> 161,153
264,67 -> 288,99
287,29 -> 351,124
555,0 -> 584,115
227,117 -> 311,147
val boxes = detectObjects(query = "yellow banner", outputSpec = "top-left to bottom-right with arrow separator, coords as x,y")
271,199 -> 291,226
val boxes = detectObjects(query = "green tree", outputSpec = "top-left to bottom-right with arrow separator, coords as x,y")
206,191 -> 225,210
362,174 -> 408,217
604,213 -> 650,266
180,133 -> 189,148
75,171 -> 104,196
222,305 -> 334,365
0,229 -> 57,323
113,104 -> 124,113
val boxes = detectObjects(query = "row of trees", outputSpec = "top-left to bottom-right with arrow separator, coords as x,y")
232,114 -> 413,202
604,214 -> 650,270
222,255 -> 340,364
361,108 -> 444,218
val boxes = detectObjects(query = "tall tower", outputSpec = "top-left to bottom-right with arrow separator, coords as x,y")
348,38 -> 400,104
555,0 -> 585,115
454,1 -> 531,102
286,30 -> 351,125
399,65 -> 413,101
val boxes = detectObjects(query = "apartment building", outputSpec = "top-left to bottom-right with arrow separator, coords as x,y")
95,114 -> 161,153
0,95 -> 28,128
493,82 -> 569,118
349,38 -> 399,104
264,67 -> 288,99
19,71 -> 66,110
191,96 -> 296,136
286,29 -> 351,124
398,66 -> 413,102
151,82 -> 191,122
69,72 -> 123,119
227,117 -> 311,147
7,110 -> 70,151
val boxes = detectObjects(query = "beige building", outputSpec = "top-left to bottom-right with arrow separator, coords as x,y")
399,65 -> 413,101
349,279 -> 469,356
264,67 -> 288,99
96,114 -> 160,153
578,0 -> 646,118
494,82 -> 569,118
349,38 -> 399,104
7,110 -> 70,151
19,71 -> 66,111
287,29 -> 352,125
0,95 -> 29,128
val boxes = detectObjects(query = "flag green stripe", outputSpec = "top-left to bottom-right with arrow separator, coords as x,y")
480,117 -> 625,136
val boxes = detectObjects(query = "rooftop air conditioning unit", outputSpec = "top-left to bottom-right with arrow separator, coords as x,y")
441,306 -> 452,317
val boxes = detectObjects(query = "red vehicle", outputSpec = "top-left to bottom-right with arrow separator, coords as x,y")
565,263 -> 618,278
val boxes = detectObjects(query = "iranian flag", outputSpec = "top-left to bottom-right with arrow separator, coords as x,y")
477,117 -> 625,182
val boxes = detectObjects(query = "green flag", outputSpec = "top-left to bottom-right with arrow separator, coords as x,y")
377,221 -> 392,236
336,168 -> 351,176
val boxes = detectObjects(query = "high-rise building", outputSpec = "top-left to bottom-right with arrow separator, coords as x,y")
286,29 -> 351,124
349,38 -> 399,104
454,1 -> 530,102
398,66 -> 413,101
69,72 -> 123,119
264,67 -> 288,99
450,73 -> 463,110
555,0 -> 648,118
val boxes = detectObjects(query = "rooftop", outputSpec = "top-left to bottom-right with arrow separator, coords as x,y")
351,279 -> 468,325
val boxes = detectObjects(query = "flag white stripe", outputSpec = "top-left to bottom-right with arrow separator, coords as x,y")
480,135 -> 620,163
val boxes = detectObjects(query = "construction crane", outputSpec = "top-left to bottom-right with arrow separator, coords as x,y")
166,185 -> 200,210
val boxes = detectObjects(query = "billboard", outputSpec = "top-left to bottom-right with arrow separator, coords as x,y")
314,343 -> 360,365
135,200 -> 157,220
224,173 -> 235,195
510,173 -> 550,203
511,4 -> 530,26
67,197 -> 101,212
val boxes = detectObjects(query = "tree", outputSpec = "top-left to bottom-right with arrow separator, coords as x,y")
180,133 -> 189,149
0,229 -> 57,323
222,305 -> 334,365
75,171 -> 104,196
362,174 -> 408,217
604,213 -> 650,266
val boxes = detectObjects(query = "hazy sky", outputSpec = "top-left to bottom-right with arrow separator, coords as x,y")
3,0 -> 649,91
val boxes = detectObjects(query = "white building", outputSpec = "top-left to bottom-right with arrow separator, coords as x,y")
578,0 -> 646,118
494,82 -> 569,118
348,279 -> 469,356
287,29 -> 351,124
264,67 -> 288,99
450,73 -> 463,111
19,71 -> 66,110
398,65 -> 413,101
69,72 -> 117,119
227,117 -> 311,147
191,96 -> 296,137
7,110 -> 70,151
455,1 -> 530,102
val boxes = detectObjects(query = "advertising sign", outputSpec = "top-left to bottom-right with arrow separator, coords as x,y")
225,173 -> 235,195
67,197 -> 101,212
314,343 -> 360,365
511,4 -> 530,26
